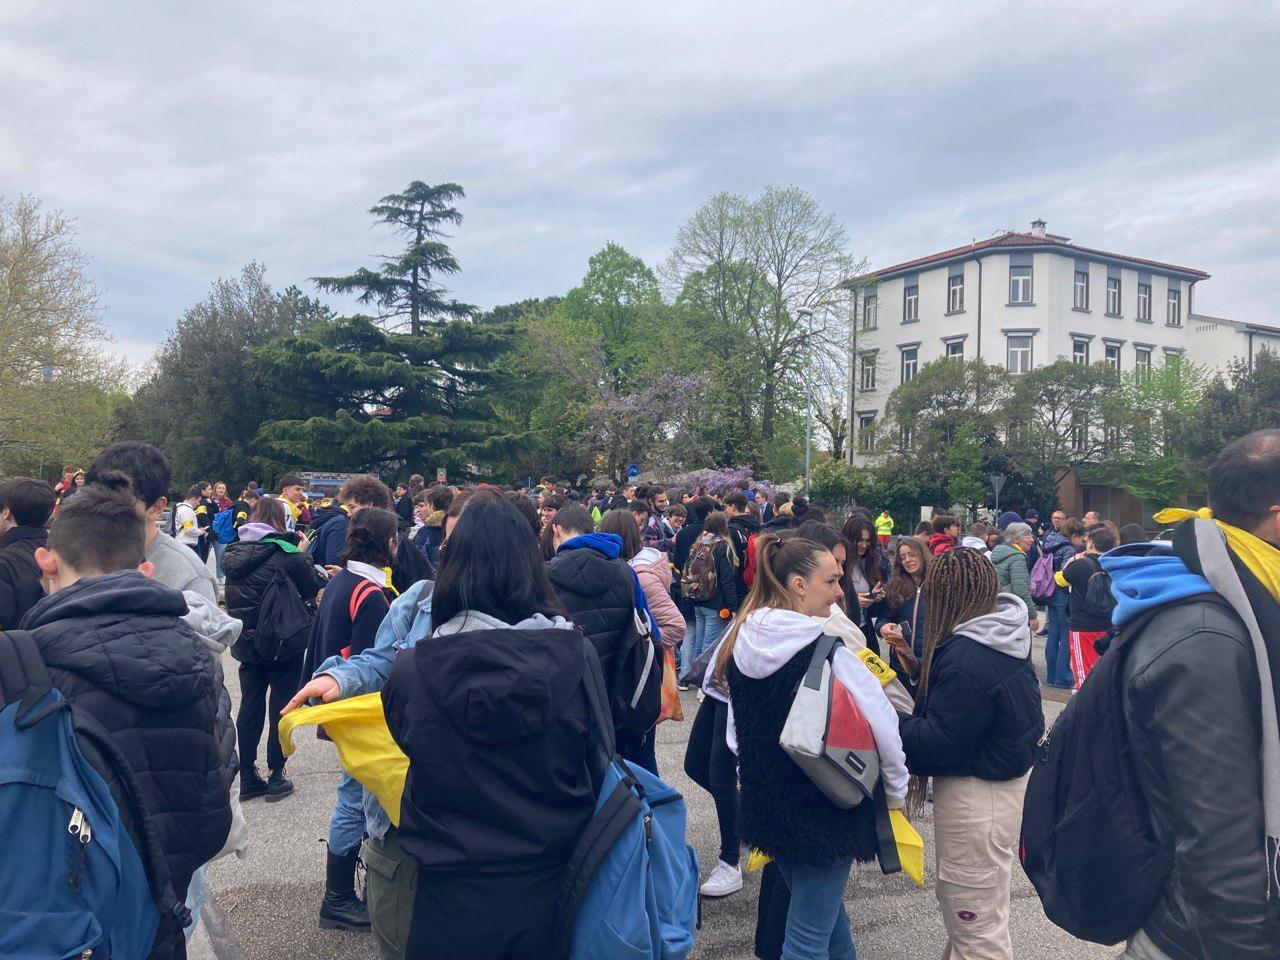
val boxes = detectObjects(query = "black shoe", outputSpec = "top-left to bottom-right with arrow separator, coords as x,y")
264,771 -> 294,803
319,848 -> 370,931
239,769 -> 268,802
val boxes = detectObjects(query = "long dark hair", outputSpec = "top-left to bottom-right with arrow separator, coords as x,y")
840,512 -> 886,589
599,509 -> 641,561
432,495 -> 565,628
340,507 -> 398,566
884,536 -> 929,610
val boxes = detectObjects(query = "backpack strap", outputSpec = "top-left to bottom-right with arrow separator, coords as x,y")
348,579 -> 381,622
0,629 -> 65,727
802,633 -> 841,691
579,635 -> 618,786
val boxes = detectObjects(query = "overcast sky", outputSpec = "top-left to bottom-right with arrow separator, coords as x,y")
3,1 -> 1277,363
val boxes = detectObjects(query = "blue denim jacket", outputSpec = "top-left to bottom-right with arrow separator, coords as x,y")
313,578 -> 433,840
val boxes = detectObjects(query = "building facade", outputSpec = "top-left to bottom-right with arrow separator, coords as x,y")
849,220 -> 1266,464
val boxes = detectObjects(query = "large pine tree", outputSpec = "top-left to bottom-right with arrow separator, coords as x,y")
312,181 -> 474,336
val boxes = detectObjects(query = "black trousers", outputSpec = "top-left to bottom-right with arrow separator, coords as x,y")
683,695 -> 739,865
236,653 -> 304,774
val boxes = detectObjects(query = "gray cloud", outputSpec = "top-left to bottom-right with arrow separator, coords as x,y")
1,0 -> 1276,360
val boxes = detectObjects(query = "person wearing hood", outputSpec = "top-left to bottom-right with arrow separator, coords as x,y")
546,503 -> 652,765
961,522 -> 993,557
1041,518 -> 1083,688
898,548 -> 1044,960
717,533 -> 908,960
411,484 -> 452,565
1096,431 -> 1280,960
0,476 -> 54,629
991,523 -> 1040,632
995,510 -> 1021,532
25,481 -> 232,958
382,495 -> 600,960
223,497 -> 325,802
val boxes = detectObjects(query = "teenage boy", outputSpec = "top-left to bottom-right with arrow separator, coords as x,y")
0,477 -> 55,628
928,514 -> 960,557
309,475 -> 394,567
175,484 -> 204,553
277,475 -> 307,531
24,481 -> 232,953
1058,524 -> 1117,689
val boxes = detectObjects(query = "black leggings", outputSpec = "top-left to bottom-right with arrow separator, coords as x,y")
683,696 -> 739,865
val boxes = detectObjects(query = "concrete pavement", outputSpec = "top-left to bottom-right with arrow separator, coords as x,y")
201,638 -> 1110,960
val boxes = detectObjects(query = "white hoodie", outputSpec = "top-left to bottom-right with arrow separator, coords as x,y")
726,607 -> 910,803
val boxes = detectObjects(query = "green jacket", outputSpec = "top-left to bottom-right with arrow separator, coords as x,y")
991,543 -> 1036,615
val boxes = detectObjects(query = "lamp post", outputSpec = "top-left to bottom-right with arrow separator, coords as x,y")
798,306 -> 815,493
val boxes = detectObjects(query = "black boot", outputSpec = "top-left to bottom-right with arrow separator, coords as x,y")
239,768 -> 268,802
264,770 -> 294,802
319,848 -> 370,931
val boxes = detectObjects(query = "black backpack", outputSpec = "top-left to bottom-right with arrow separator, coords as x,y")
392,534 -> 435,595
1075,555 -> 1118,623
1019,595 -> 1225,945
611,607 -> 662,742
255,571 -> 314,662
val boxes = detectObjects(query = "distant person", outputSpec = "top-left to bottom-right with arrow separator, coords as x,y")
309,475 -> 394,567
1057,523 -> 1117,689
928,514 -> 960,557
174,484 -> 204,553
0,476 -> 54,629
992,523 -> 1040,632
276,474 -> 307,531
962,522 -> 993,556
875,509 -> 894,546
412,485 -> 453,565
1119,523 -> 1148,545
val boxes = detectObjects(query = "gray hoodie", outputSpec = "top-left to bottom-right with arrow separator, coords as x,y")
952,592 -> 1033,659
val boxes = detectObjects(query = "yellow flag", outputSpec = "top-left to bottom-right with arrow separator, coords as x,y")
890,808 -> 925,887
278,694 -> 408,826
745,848 -> 773,873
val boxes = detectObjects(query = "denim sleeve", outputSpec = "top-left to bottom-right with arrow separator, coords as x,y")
314,582 -> 432,698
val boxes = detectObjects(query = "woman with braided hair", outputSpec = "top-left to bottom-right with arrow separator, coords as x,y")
718,533 -> 908,960
898,548 -> 1044,960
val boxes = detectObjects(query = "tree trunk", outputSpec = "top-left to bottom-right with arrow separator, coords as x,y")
762,377 -> 776,441
410,203 -> 425,336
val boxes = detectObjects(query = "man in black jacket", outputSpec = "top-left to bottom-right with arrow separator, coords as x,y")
0,476 -> 54,629
26,482 -> 232,952
723,491 -> 760,598
1104,430 -> 1280,959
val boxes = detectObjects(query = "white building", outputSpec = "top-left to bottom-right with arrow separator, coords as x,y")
849,220 -> 1272,464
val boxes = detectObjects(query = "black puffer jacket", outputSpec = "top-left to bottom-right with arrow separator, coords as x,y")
546,544 -> 633,684
1123,595 -> 1280,958
898,594 -> 1043,782
25,571 -> 232,901
223,533 -> 324,664
0,524 -> 46,630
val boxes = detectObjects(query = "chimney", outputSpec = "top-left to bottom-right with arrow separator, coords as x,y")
1030,218 -> 1047,238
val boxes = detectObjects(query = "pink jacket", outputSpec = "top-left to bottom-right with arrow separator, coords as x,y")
630,548 -> 685,649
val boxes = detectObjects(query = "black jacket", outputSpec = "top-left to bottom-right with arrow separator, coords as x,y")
0,524 -> 46,630
1122,597 -> 1280,959
308,507 -> 350,567
898,599 -> 1043,782
728,640 -> 880,865
692,538 -> 741,613
383,624 -> 597,871
24,571 -> 232,902
222,536 -> 324,663
546,546 -> 634,686
727,514 -> 760,597
1061,553 -> 1112,632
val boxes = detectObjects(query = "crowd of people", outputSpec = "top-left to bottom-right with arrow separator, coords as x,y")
2,435 -> 1279,960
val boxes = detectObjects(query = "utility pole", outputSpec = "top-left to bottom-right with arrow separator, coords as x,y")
799,306 -> 815,493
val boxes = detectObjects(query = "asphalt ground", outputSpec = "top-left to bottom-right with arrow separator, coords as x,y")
198,628 -> 1113,960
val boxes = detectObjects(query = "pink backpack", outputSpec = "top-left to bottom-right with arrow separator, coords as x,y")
1029,552 -> 1057,604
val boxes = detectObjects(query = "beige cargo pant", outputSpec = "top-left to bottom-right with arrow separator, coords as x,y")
932,773 -> 1029,960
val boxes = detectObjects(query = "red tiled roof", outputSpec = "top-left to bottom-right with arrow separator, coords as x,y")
872,231 -> 1210,280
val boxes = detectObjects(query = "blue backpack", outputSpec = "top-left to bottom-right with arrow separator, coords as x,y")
557,640 -> 699,960
0,630 -> 186,960
212,508 -> 237,544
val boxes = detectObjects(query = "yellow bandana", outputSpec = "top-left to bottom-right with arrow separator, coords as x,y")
1154,507 -> 1280,605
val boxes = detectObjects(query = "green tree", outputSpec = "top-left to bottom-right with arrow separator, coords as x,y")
251,315 -> 521,479
1007,359 -> 1121,482
114,265 -> 323,488
945,422 -> 986,519
881,358 -> 1012,470
313,181 -> 473,336
809,456 -> 861,510
1177,349 -> 1280,479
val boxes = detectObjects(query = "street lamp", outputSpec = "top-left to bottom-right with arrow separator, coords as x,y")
798,306 -> 815,493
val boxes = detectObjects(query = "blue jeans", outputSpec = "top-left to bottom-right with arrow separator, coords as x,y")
212,538 -> 227,579
1045,591 -> 1073,686
690,606 -> 724,670
329,772 -> 366,856
679,614 -> 698,676
776,857 -> 857,960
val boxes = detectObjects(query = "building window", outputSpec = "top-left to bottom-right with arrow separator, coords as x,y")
1007,334 -> 1033,373
1073,270 -> 1089,310
1135,346 -> 1152,377
900,347 -> 919,384
903,285 -> 918,323
1009,265 -> 1032,304
1071,411 -> 1087,453
948,274 -> 964,313
1072,338 -> 1089,364
859,353 -> 876,391
1104,342 -> 1121,371
1137,283 -> 1151,321
862,294 -> 878,331
1167,287 -> 1181,326
945,339 -> 964,360
900,425 -> 915,449
1106,277 -> 1121,316
857,414 -> 877,454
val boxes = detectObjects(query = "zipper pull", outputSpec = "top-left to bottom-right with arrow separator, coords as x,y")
68,807 -> 84,838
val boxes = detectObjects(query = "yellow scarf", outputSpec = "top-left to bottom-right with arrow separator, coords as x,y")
1154,507 -> 1280,604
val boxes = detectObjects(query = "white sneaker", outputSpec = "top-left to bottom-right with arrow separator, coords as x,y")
699,860 -> 743,898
